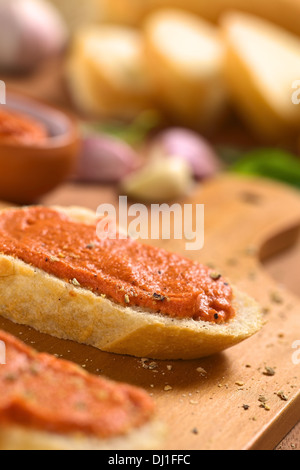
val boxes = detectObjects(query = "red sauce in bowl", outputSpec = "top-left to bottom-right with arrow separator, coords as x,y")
0,109 -> 48,146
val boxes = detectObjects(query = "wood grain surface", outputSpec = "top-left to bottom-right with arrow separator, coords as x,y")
264,234 -> 300,450
1,59 -> 300,450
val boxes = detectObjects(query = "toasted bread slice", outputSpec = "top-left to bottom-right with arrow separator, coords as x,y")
143,9 -> 227,131
221,12 -> 300,142
0,206 -> 263,360
66,26 -> 152,119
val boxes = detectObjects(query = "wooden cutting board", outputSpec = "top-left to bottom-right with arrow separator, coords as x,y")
1,174 -> 299,450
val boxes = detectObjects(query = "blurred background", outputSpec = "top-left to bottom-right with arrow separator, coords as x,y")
0,0 -> 299,207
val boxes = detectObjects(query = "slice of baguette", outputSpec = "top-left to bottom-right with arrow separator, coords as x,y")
221,12 -> 300,142
66,35 -> 109,118
143,9 -> 227,131
0,206 -> 263,360
0,330 -> 163,450
66,26 -> 152,119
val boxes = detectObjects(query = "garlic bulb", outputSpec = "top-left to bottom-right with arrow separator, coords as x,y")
0,0 -> 68,71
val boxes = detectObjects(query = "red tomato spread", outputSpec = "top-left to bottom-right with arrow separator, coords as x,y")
0,330 -> 154,438
0,109 -> 47,146
0,207 -> 235,323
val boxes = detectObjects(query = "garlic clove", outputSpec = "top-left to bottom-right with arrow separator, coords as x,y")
76,135 -> 140,183
120,156 -> 193,202
151,127 -> 221,180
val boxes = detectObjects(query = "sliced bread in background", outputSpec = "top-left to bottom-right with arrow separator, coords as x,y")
221,12 -> 300,142
66,26 -> 152,119
143,9 -> 227,131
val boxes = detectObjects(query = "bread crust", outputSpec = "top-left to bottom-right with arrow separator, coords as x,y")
0,206 -> 263,360
0,421 -> 164,451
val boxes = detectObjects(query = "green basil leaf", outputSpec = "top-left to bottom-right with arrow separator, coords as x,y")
232,149 -> 300,189
84,110 -> 162,146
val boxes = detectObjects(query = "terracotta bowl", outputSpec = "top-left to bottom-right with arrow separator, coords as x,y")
0,93 -> 80,204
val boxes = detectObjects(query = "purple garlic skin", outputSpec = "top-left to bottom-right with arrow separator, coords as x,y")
154,127 -> 220,179
0,0 -> 68,72
77,135 -> 140,183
